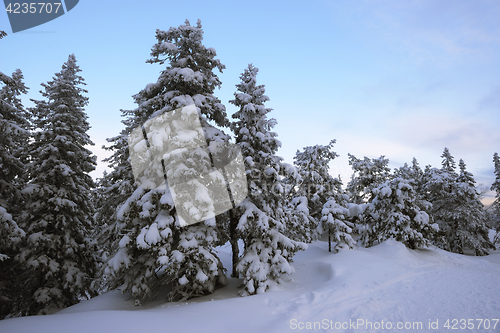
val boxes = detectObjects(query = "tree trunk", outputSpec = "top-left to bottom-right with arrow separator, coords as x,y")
328,229 -> 331,253
229,208 -> 239,278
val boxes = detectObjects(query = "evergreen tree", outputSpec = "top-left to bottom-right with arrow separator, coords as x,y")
441,147 -> 456,173
103,20 -> 230,303
453,159 -> 494,255
17,55 -> 97,315
394,157 -> 432,219
424,149 -> 493,255
320,179 -> 354,253
229,64 -> 306,296
491,153 -> 500,245
293,140 -> 339,220
423,148 -> 458,250
346,154 -> 391,204
0,69 -> 29,318
394,158 -> 425,193
285,195 -> 316,243
0,69 -> 30,214
360,177 -> 435,249
283,140 -> 339,243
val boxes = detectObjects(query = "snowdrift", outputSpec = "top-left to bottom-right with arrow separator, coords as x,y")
1,239 -> 499,333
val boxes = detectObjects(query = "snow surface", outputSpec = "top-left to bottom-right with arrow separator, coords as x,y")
1,239 -> 499,333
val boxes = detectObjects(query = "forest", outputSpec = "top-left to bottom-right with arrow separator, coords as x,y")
1,20 -> 499,319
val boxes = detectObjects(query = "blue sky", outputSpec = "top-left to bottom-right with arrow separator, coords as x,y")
1,0 -> 499,204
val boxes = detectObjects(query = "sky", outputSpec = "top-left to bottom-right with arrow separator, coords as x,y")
1,0 -> 499,204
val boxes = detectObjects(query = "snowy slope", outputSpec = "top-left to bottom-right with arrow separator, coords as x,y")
1,239 -> 499,333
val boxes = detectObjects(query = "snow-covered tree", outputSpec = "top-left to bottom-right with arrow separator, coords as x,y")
394,157 -> 432,217
17,55 -> 97,315
292,140 -> 339,219
229,64 -> 306,296
453,159 -> 494,255
424,149 -> 493,255
0,69 -> 29,318
347,154 -> 391,204
283,140 -> 340,243
394,158 -> 425,193
360,177 -> 435,249
0,69 -> 30,212
103,20 -> 230,303
491,152 -> 500,245
321,184 -> 355,253
0,206 -> 26,319
285,196 -> 316,243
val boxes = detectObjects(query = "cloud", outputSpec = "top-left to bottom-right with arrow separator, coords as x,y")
327,0 -> 500,66
389,109 -> 499,153
479,85 -> 500,111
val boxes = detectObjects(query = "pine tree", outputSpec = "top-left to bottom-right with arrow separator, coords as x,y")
0,69 -> 29,318
394,158 -> 432,219
320,179 -> 355,253
283,140 -> 340,243
346,154 -> 391,204
103,20 -> 230,303
360,177 -> 435,249
229,64 -> 306,296
0,69 -> 30,213
285,195 -> 317,243
423,148 -> 458,251
453,159 -> 494,255
293,140 -> 339,218
394,158 -> 425,193
424,149 -> 493,255
16,55 -> 97,315
491,153 -> 500,245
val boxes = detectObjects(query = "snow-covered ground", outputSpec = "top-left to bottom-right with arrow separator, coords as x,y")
1,238 -> 499,333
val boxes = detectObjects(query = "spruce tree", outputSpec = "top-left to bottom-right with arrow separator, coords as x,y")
346,154 -> 391,204
491,153 -> 500,245
424,149 -> 493,255
229,64 -> 306,296
0,69 -> 30,214
0,69 -> 29,318
283,140 -> 339,243
360,177 -> 435,249
394,158 -> 432,219
320,179 -> 354,253
292,140 -> 338,220
285,195 -> 316,243
103,20 -> 230,303
394,158 -> 425,194
18,54 -> 97,315
423,148 -> 458,251
453,159 -> 494,255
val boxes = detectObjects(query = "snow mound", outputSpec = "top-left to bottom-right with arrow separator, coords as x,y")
1,240 -> 499,333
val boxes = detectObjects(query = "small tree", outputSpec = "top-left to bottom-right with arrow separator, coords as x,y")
19,54 -> 97,315
293,140 -> 339,219
284,140 -> 339,243
347,154 -> 391,204
361,177 -> 435,249
229,64 -> 306,296
321,183 -> 354,253
491,153 -> 500,245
